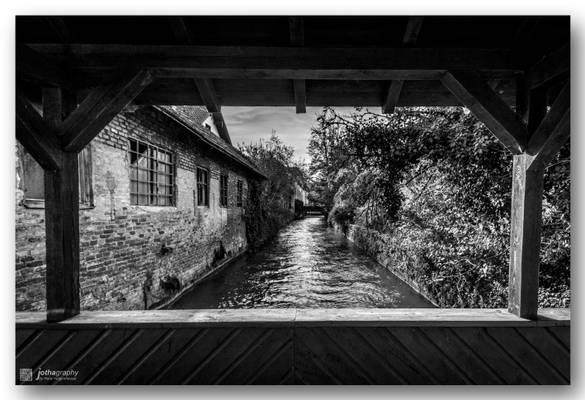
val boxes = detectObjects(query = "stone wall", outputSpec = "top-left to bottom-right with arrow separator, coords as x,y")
16,107 -> 251,311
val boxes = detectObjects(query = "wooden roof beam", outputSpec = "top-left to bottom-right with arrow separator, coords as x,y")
16,90 -> 62,171
528,110 -> 569,171
153,68 -> 446,81
167,16 -> 191,44
211,112 -> 232,145
193,78 -> 232,143
44,17 -> 71,42
167,17 -> 221,113
441,70 -> 527,154
167,17 -> 232,142
61,69 -> 153,152
383,17 -> 424,114
513,17 -> 541,46
288,17 -> 304,46
293,79 -> 306,114
289,17 -> 306,114
402,16 -> 424,46
194,78 -> 221,113
16,43 -> 74,89
382,80 -> 404,114
525,82 -> 570,169
528,45 -> 569,89
28,44 -> 525,74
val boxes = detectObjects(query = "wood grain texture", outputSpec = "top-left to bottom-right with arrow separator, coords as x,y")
44,151 -> 80,321
508,155 -> 544,318
15,91 -> 62,171
383,80 -> 404,114
15,309 -> 570,385
528,45 -> 569,89
29,44 -> 524,74
16,308 -> 570,327
441,70 -> 527,153
527,82 -> 570,155
60,69 -> 153,152
40,88 -> 81,322
16,43 -> 74,88
293,79 -> 306,114
382,17 -> 424,114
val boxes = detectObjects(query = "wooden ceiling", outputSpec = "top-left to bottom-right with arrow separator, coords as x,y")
16,16 -> 569,110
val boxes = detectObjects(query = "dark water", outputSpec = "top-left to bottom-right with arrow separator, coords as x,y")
169,216 -> 433,309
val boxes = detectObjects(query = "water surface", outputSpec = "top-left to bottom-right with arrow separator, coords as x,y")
169,216 -> 433,308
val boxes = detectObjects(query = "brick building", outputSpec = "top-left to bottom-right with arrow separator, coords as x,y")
15,105 -> 264,311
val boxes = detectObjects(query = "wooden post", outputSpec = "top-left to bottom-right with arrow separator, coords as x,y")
508,77 -> 569,319
508,155 -> 544,319
42,88 -> 81,322
17,71 -> 152,321
44,153 -> 80,321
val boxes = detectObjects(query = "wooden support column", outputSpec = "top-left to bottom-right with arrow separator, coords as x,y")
508,75 -> 569,318
41,88 -> 81,322
17,69 -> 153,321
508,154 -> 544,319
44,153 -> 80,321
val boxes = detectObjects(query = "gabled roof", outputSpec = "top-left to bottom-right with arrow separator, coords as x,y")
155,105 -> 266,179
165,105 -> 211,128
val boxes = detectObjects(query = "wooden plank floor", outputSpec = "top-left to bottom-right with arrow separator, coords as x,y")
16,308 -> 570,385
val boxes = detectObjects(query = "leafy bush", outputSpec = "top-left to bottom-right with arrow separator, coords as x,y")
309,106 -> 570,308
239,133 -> 304,250
328,202 -> 355,233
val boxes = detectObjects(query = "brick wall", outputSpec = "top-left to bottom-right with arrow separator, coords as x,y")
15,107 -> 252,311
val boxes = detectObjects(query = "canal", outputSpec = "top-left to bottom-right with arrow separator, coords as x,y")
168,216 -> 433,309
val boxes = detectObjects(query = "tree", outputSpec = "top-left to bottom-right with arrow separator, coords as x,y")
308,106 -> 570,308
238,132 -> 308,249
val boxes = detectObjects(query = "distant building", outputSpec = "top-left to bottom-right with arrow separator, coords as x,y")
15,105 -> 264,311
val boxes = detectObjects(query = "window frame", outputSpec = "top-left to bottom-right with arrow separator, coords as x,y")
19,143 -> 95,210
196,167 -> 210,207
128,138 -> 176,207
236,179 -> 243,207
219,173 -> 229,208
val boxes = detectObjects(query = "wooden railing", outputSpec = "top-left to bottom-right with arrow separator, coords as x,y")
16,308 -> 570,385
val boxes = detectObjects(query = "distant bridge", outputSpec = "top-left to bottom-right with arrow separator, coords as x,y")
304,205 -> 326,216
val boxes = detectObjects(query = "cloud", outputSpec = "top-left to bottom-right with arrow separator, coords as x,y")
223,106 -> 354,162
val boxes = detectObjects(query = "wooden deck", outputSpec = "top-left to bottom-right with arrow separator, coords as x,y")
16,308 -> 570,385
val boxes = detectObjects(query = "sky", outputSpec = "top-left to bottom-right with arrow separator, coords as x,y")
222,106 -> 355,163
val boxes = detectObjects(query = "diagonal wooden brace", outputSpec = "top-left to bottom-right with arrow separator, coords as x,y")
441,70 -> 527,154
60,69 -> 153,152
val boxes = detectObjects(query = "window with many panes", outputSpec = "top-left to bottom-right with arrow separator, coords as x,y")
220,173 -> 228,207
129,139 -> 175,206
236,180 -> 243,207
197,167 -> 209,206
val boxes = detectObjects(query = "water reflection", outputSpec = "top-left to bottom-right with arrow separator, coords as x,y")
169,216 -> 433,309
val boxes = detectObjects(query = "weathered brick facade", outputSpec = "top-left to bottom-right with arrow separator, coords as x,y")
16,106 -> 258,311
